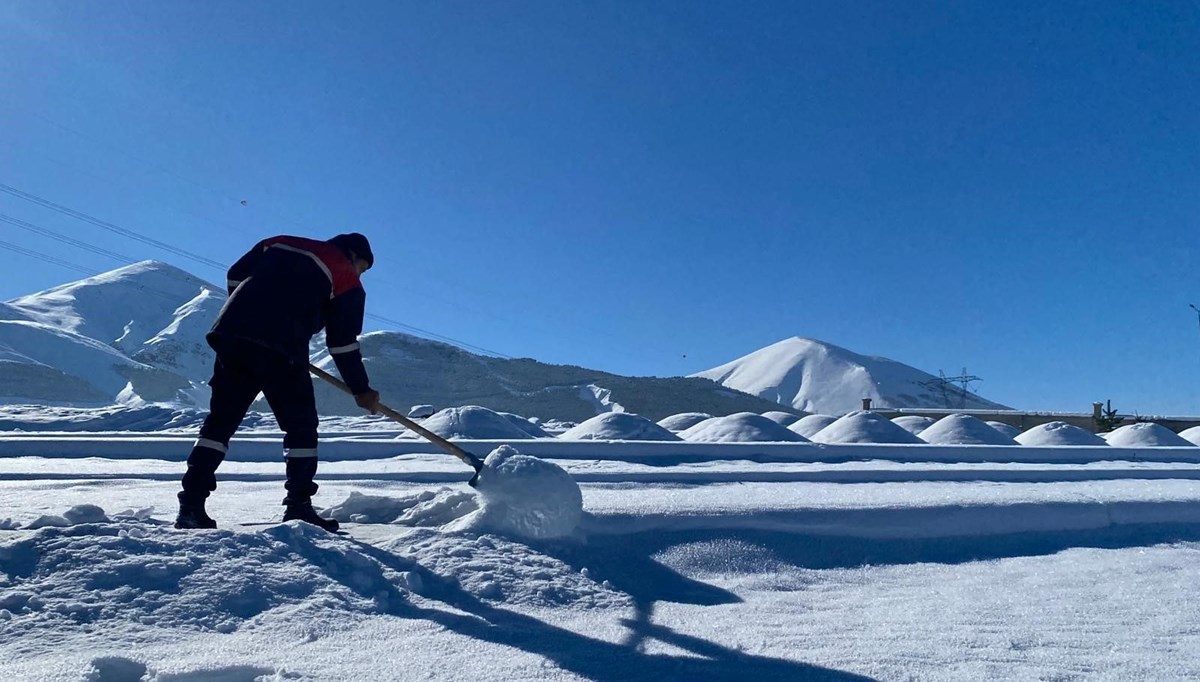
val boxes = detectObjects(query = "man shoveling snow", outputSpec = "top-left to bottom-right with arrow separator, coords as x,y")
175,232 -> 584,540
176,233 -> 380,532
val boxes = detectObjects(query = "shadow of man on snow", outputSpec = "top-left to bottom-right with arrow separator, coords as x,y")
345,535 -> 878,682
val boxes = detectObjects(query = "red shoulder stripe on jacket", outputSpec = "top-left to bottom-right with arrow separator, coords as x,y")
263,235 -> 362,297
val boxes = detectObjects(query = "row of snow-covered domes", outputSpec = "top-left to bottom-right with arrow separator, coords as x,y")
411,406 -> 1200,446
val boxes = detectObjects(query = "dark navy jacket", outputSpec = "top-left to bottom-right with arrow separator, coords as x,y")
208,235 -> 372,394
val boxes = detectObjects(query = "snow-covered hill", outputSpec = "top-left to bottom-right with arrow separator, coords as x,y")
0,262 -> 220,407
5,260 -> 222,355
1,266 -> 1016,421
693,336 -> 1011,415
309,330 -> 787,420
1,263 -> 788,420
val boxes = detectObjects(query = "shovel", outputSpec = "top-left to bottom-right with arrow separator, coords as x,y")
308,364 -> 485,486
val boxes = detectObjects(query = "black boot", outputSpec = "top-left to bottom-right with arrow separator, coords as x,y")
283,501 -> 340,532
175,497 -> 217,529
176,444 -> 225,529
282,457 -> 339,532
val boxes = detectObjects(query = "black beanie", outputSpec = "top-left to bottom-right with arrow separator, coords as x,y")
328,233 -> 374,268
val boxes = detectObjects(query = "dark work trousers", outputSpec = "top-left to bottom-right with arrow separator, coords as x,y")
179,337 -> 320,505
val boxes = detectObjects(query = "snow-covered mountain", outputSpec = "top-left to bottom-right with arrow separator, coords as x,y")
693,336 -> 1011,414
5,260 -> 223,355
309,330 -> 786,420
0,262 -> 219,406
1,265 -> 1013,419
0,262 -> 787,420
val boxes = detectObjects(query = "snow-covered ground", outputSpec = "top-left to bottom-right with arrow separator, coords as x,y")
3,431 -> 1200,680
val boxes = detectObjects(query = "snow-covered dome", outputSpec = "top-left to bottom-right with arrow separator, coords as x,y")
657,412 -> 713,432
986,421 -> 1022,439
761,410 -> 804,426
811,411 -> 923,444
1104,423 -> 1195,447
1180,426 -> 1200,446
680,412 -> 809,443
1015,421 -> 1108,446
918,414 -> 1018,445
788,414 -> 838,438
497,412 -> 550,438
421,406 -> 539,440
891,416 -> 936,436
560,413 -> 680,441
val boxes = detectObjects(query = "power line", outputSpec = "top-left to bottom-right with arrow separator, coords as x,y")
0,238 -> 215,308
0,213 -> 137,265
0,220 -> 514,358
16,108 -> 250,211
5,103 -> 695,369
6,131 -> 676,366
0,239 -> 99,277
0,182 -> 226,272
4,129 -> 528,355
0,140 -> 255,245
364,311 -> 512,358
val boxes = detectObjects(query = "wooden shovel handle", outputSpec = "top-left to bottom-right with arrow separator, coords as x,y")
308,364 -> 483,472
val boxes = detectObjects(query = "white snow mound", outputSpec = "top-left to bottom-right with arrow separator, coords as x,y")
788,414 -> 838,438
498,412 -> 550,438
459,445 -> 583,540
810,411 -> 923,444
656,412 -> 712,432
1104,423 -> 1195,448
1180,426 -> 1200,446
560,413 -> 681,441
0,519 -> 421,635
421,406 -> 539,439
891,415 -> 936,436
919,414 -> 1018,446
327,448 -> 583,541
761,411 -> 804,426
680,412 -> 808,443
986,421 -> 1023,439
1015,422 -> 1108,446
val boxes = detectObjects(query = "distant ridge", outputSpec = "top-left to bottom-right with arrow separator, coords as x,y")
1,262 -> 791,420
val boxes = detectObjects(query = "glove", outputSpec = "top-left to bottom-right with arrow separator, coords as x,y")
354,389 -> 381,415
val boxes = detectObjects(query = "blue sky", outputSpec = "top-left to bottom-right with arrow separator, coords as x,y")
1,1 -> 1197,414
